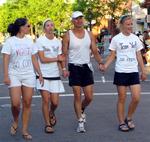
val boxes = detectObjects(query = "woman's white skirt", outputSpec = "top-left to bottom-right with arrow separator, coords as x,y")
36,79 -> 65,93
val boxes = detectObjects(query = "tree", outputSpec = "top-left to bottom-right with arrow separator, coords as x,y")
73,0 -> 130,35
0,0 -> 73,34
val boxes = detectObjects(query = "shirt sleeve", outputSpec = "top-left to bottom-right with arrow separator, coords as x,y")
109,37 -> 117,51
1,39 -> 11,55
35,39 -> 44,51
136,37 -> 144,51
32,43 -> 38,55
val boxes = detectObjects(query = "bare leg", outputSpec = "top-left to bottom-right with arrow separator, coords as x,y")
40,90 -> 51,125
127,84 -> 141,119
9,87 -> 21,134
50,93 -> 59,114
40,90 -> 54,133
49,93 -> 59,126
21,86 -> 33,138
82,85 -> 93,112
72,86 -> 82,119
116,86 -> 127,124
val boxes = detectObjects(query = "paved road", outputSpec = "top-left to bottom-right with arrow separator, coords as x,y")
0,54 -> 150,142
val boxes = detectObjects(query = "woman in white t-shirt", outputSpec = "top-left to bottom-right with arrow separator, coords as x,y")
100,15 -> 146,132
1,18 -> 43,140
35,19 -> 65,133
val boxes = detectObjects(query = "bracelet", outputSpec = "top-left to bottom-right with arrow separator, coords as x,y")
62,68 -> 67,71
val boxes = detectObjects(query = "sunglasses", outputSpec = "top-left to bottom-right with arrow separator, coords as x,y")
24,24 -> 30,28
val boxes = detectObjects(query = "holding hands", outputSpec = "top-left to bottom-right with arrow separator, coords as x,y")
62,68 -> 69,78
99,63 -> 106,72
140,72 -> 147,81
57,54 -> 65,62
38,74 -> 44,87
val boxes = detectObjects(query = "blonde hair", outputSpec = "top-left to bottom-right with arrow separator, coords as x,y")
118,15 -> 132,30
119,15 -> 131,24
43,18 -> 52,29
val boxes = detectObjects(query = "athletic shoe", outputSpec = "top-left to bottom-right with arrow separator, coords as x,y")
81,112 -> 86,123
76,118 -> 86,133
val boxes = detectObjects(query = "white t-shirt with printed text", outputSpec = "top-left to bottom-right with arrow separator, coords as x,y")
1,36 -> 37,75
109,33 -> 143,73
35,35 -> 62,77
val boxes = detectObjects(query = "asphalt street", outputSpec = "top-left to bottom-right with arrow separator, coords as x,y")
0,53 -> 150,142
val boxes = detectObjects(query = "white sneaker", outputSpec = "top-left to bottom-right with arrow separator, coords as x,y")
76,118 -> 86,133
81,113 -> 86,123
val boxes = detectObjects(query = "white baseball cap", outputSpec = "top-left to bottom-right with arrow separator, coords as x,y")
71,11 -> 83,19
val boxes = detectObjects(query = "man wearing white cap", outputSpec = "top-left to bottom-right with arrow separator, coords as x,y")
62,11 -> 103,133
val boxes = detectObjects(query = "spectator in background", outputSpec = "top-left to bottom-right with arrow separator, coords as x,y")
139,31 -> 150,65
96,31 -> 105,55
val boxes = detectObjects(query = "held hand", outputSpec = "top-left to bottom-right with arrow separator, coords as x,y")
58,54 -> 65,62
62,70 -> 69,78
39,75 -> 44,87
99,63 -> 106,72
141,72 -> 147,81
3,76 -> 10,85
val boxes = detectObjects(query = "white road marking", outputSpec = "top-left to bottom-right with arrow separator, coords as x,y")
0,83 -> 5,86
62,80 -> 150,83
1,79 -> 150,86
0,92 -> 150,100
0,103 -> 35,108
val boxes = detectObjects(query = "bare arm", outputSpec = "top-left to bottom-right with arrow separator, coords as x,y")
3,53 -> 10,85
62,32 -> 70,68
38,51 -> 58,63
61,32 -> 70,77
32,54 -> 43,76
90,32 -> 103,64
104,50 -> 116,69
32,54 -> 44,85
136,50 -> 147,80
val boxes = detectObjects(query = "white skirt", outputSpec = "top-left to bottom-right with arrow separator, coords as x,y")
36,79 -> 65,93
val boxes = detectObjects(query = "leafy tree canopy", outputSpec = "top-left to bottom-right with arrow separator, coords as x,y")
0,0 -> 141,33
0,0 -> 73,33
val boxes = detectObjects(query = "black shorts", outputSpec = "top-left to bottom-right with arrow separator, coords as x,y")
68,63 -> 94,87
113,72 -> 140,86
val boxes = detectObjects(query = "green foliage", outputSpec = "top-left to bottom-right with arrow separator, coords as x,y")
73,0 -> 130,24
0,0 -> 141,33
73,0 -> 105,21
107,0 -> 129,19
0,0 -> 73,33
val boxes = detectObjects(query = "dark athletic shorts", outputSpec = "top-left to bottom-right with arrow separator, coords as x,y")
113,72 -> 140,86
68,63 -> 94,87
